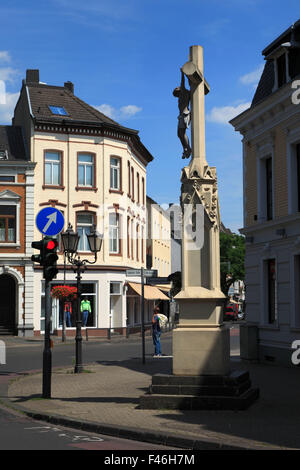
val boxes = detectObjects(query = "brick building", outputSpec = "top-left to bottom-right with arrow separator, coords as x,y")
0,125 -> 35,336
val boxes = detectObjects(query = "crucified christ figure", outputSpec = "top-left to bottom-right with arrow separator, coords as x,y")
173,69 -> 192,159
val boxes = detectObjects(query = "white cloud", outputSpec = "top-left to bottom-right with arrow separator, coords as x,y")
0,91 -> 19,124
119,105 -> 142,117
94,103 -> 142,120
95,104 -> 117,120
0,51 -> 10,63
0,67 -> 20,83
240,64 -> 264,86
207,102 -> 251,125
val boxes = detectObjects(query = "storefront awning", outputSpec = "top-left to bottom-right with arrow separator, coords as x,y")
155,284 -> 171,293
128,282 -> 169,300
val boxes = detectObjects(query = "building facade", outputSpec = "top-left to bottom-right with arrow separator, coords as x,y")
12,69 -> 158,336
0,126 -> 35,336
146,196 -> 171,277
230,21 -> 300,365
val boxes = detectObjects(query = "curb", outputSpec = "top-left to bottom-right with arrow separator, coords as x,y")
1,387 -> 278,451
0,397 -> 262,450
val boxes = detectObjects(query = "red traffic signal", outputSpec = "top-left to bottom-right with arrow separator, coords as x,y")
43,237 -> 59,282
45,239 -> 58,251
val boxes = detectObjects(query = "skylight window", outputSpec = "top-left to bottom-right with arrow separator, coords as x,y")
49,106 -> 68,116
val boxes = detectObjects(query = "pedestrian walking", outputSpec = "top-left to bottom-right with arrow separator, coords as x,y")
152,306 -> 162,357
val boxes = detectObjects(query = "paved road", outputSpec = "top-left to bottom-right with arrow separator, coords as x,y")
1,324 -> 240,374
0,403 -> 179,451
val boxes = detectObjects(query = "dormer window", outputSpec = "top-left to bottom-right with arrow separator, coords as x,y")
49,105 -> 68,116
277,53 -> 287,88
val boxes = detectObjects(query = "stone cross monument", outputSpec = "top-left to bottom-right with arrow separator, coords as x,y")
173,45 -> 229,376
140,46 -> 259,410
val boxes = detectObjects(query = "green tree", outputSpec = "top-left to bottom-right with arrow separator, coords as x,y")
220,232 -> 245,297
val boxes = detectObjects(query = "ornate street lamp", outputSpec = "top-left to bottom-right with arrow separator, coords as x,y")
61,223 -> 103,373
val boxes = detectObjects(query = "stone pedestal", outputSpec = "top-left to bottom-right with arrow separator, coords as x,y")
140,371 -> 259,410
173,324 -> 230,376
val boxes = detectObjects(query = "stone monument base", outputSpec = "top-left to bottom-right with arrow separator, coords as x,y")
173,325 -> 230,376
139,370 -> 259,410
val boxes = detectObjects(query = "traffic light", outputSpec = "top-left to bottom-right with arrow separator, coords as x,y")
31,240 -> 44,265
43,237 -> 59,282
31,237 -> 58,281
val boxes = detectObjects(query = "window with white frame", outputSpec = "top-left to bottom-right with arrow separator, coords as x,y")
109,212 -> 121,254
77,213 -> 94,252
0,190 -> 20,245
78,153 -> 94,187
44,151 -> 62,186
110,157 -> 121,190
0,206 -> 16,242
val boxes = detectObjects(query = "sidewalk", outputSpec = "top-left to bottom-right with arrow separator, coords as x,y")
4,351 -> 300,450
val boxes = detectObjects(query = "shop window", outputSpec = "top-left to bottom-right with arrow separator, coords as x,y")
110,281 -> 122,330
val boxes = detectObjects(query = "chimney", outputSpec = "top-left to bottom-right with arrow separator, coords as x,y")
64,81 -> 74,94
26,69 -> 39,83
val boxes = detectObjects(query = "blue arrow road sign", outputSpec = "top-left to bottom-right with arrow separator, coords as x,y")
36,207 -> 65,236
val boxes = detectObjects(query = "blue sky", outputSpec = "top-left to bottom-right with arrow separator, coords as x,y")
0,0 -> 299,233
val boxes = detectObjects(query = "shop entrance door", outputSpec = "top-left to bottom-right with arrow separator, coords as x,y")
0,274 -> 16,334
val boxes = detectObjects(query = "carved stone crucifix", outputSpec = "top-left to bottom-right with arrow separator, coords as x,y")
181,45 -> 210,177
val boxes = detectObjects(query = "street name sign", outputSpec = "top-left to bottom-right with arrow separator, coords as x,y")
146,277 -> 170,284
36,207 -> 65,236
126,269 -> 158,278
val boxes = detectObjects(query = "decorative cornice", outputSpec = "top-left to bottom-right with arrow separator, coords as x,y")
72,201 -> 99,211
40,199 -> 67,208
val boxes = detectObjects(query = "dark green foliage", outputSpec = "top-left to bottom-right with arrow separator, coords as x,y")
220,232 -> 245,296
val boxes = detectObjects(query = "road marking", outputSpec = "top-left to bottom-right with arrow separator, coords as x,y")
24,426 -> 104,442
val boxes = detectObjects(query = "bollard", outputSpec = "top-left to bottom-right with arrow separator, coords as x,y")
0,340 -> 6,365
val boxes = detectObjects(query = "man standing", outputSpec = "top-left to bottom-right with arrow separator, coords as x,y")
152,306 -> 162,357
80,297 -> 91,327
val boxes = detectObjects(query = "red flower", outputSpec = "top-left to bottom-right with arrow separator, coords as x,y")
51,285 -> 77,300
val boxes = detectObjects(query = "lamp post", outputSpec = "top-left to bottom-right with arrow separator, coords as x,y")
61,223 -> 103,373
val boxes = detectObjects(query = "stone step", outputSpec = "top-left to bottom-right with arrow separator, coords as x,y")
150,380 -> 251,397
152,370 -> 250,387
140,388 -> 260,411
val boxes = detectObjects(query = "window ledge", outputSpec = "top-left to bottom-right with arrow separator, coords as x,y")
43,185 -> 65,190
109,189 -> 124,195
0,243 -> 20,248
109,252 -> 122,257
75,186 -> 98,192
